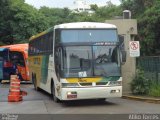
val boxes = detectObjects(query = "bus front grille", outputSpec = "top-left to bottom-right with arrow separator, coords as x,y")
79,83 -> 92,86
96,82 -> 108,85
79,82 -> 108,86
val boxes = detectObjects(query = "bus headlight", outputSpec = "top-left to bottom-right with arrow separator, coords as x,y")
109,81 -> 122,86
62,83 -> 79,88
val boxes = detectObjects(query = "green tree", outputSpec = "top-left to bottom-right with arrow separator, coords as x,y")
138,1 -> 160,55
0,0 -> 13,44
120,0 -> 160,55
39,7 -> 73,27
93,5 -> 122,22
0,0 -> 49,45
121,0 -> 155,18
90,4 -> 98,11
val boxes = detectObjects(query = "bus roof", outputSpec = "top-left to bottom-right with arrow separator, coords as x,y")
0,48 -> 9,51
0,44 -> 28,57
29,22 -> 117,41
54,22 -> 117,29
29,27 -> 53,41
0,44 -> 28,51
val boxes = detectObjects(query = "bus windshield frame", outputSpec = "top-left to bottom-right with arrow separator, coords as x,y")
60,45 -> 121,78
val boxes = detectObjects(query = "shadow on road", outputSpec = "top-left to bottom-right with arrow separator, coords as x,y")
61,99 -> 117,107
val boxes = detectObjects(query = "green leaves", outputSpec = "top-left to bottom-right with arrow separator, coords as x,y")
137,1 -> 160,55
149,83 -> 160,97
0,0 -> 49,45
0,0 -> 128,45
121,0 -> 160,55
131,69 -> 150,95
0,0 -> 160,55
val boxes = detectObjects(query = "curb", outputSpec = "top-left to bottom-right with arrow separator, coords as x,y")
122,95 -> 160,104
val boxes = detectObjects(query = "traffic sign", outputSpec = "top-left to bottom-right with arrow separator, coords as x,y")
129,41 -> 140,57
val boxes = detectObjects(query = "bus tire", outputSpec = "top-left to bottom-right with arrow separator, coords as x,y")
97,98 -> 106,101
32,74 -> 35,88
32,74 -> 39,91
51,81 -> 60,103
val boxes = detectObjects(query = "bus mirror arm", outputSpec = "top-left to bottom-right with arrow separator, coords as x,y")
119,39 -> 124,45
121,50 -> 126,65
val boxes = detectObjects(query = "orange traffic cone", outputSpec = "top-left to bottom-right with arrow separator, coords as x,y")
8,75 -> 22,102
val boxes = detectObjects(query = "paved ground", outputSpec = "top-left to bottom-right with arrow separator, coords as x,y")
0,83 -> 160,114
0,83 -> 51,102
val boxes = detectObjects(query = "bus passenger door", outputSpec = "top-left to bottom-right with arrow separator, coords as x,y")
55,47 -> 62,80
10,52 -> 26,81
0,48 -> 13,80
0,58 -> 3,80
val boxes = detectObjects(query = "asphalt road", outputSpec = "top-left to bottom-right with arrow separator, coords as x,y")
0,83 -> 160,115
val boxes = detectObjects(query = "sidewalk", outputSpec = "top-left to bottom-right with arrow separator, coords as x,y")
122,94 -> 160,104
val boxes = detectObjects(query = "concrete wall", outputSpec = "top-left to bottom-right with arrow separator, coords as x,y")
106,19 -> 137,94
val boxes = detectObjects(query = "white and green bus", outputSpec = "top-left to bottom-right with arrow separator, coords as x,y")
29,22 -> 126,102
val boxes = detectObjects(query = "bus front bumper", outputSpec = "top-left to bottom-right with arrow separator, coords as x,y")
60,86 -> 122,100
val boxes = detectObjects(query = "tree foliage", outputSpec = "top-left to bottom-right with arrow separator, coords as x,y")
138,1 -> 160,55
131,69 -> 150,95
93,5 -> 122,21
0,0 -> 12,44
0,0 -> 160,56
121,0 -> 160,55
0,0 -> 49,44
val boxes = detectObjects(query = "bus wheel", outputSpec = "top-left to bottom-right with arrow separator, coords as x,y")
32,74 -> 39,91
32,74 -> 36,89
51,82 -> 60,103
97,98 -> 106,102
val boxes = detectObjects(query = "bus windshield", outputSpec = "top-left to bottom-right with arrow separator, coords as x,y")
61,46 -> 120,78
60,29 -> 118,43
10,51 -> 25,67
94,46 -> 120,77
62,46 -> 92,77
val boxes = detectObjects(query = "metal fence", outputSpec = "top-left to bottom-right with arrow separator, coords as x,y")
137,56 -> 160,83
